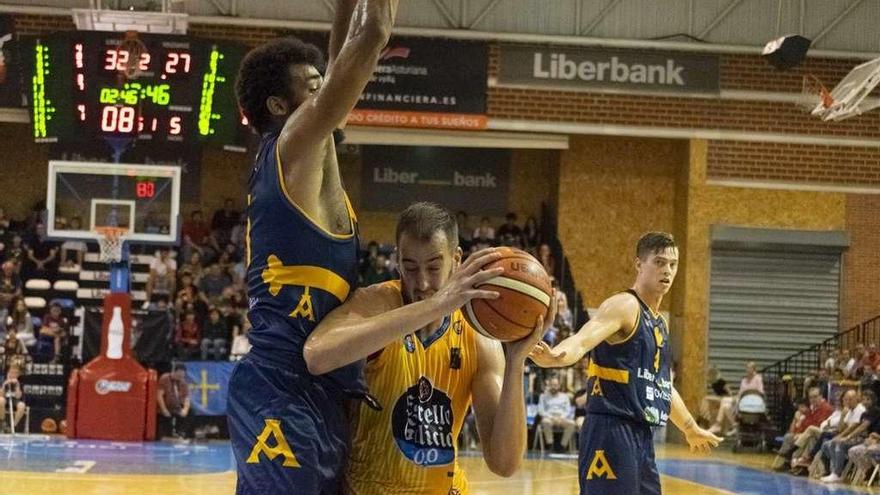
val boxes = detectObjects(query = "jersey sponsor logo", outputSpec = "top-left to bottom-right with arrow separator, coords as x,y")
404,334 -> 416,353
246,419 -> 301,468
392,376 -> 455,467
585,450 -> 617,480
644,406 -> 660,424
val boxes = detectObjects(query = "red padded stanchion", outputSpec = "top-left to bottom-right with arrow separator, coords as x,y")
66,292 -> 154,441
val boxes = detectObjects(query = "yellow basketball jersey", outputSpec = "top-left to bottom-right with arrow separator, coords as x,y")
345,281 -> 478,495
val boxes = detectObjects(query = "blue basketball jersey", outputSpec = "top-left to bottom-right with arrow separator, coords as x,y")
245,131 -> 365,394
585,289 -> 672,426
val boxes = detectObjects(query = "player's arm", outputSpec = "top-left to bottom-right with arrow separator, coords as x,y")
277,0 -> 398,187
157,388 -> 170,416
529,293 -> 637,368
305,249 -> 504,376
670,386 -> 722,453
471,298 -> 555,477
328,0 -> 358,69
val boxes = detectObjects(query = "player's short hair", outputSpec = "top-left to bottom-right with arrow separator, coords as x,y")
236,37 -> 325,134
396,202 -> 459,251
636,232 -> 677,260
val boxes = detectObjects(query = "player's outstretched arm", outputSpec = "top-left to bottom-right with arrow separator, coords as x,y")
529,293 -> 637,368
328,0 -> 358,69
670,387 -> 722,453
471,294 -> 557,477
277,0 -> 399,192
305,249 -> 503,376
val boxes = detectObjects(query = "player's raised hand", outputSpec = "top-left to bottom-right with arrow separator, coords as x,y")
528,341 -> 568,368
684,424 -> 723,453
432,248 -> 504,314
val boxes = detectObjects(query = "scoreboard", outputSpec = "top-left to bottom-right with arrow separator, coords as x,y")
26,31 -> 249,146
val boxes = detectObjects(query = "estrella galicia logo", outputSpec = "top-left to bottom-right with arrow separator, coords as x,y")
404,334 -> 416,353
392,376 -> 455,466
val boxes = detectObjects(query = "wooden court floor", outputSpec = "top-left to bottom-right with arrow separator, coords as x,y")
2,437 -> 878,495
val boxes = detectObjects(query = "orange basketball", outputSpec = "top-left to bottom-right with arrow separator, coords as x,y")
41,417 -> 58,433
463,247 -> 552,342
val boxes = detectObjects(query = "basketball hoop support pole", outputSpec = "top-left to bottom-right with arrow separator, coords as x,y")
108,242 -> 131,294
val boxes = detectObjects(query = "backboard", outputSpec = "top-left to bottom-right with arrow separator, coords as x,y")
812,57 -> 880,121
46,160 -> 181,244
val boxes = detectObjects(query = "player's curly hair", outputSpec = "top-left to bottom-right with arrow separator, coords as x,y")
236,37 -> 325,135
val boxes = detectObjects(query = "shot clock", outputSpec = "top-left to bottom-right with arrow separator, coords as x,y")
26,31 -> 249,146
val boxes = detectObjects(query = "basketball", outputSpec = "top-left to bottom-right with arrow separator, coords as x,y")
41,418 -> 58,433
463,247 -> 553,342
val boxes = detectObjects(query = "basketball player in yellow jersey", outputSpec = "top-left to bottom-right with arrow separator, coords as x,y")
305,202 -> 557,494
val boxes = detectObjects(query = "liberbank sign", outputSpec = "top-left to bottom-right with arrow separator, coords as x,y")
497,45 -> 720,95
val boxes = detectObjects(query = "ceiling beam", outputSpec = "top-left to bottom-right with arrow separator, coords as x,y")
580,0 -> 623,37
698,0 -> 745,39
811,0 -> 865,45
468,0 -> 503,30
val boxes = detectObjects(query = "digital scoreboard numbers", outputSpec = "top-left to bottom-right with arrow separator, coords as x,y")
28,32 -> 247,146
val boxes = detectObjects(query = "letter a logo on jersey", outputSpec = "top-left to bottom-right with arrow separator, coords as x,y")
247,419 -> 301,468
586,450 -> 617,480
290,287 -> 315,321
591,379 -> 603,396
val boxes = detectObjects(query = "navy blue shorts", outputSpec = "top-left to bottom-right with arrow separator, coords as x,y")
227,355 -> 351,495
579,414 -> 661,495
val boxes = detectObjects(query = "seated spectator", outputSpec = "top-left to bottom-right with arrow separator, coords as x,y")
472,217 -> 495,250
847,398 -> 880,482
740,361 -> 764,395
39,302 -> 69,363
59,217 -> 87,268
538,376 -> 575,452
496,212 -> 523,248
773,387 -> 834,470
837,349 -> 854,378
0,261 -> 21,309
711,362 -> 764,435
522,216 -> 541,253
537,243 -> 556,278
702,377 -> 732,431
358,241 -> 380,285
804,367 -> 830,400
819,390 -> 875,483
7,298 -> 35,348
0,365 -> 26,433
2,331 -> 28,364
791,393 -> 845,474
145,248 -> 177,308
201,307 -> 229,361
178,251 -> 204,286
230,316 -> 251,361
199,263 -> 232,303
211,198 -> 239,245
822,349 -> 837,373
4,235 -> 25,267
175,311 -> 201,360
157,363 -> 192,440
229,212 -> 247,256
181,210 -> 211,263
24,223 -> 58,280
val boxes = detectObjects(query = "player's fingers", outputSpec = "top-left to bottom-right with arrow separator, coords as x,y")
468,267 -> 505,286
461,249 -> 501,273
530,316 -> 545,341
468,289 -> 500,300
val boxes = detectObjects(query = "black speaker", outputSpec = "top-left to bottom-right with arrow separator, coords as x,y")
763,35 -> 812,70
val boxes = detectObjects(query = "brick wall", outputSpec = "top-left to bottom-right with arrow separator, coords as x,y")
842,194 -> 880,330
708,141 -> 880,185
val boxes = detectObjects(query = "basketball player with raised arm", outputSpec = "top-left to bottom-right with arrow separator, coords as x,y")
529,232 -> 721,495
305,203 -> 557,494
227,2 -> 398,494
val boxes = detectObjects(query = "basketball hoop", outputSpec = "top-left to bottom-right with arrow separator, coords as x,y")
95,226 -> 129,263
799,74 -> 834,112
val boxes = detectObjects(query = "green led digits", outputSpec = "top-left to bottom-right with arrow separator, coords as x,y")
198,48 -> 226,136
32,42 -> 54,139
99,83 -> 171,106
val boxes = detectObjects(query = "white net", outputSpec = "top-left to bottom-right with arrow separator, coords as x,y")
97,228 -> 127,263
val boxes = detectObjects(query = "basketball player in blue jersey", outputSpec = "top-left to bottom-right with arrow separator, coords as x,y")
227,1 -> 398,494
529,232 -> 722,495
